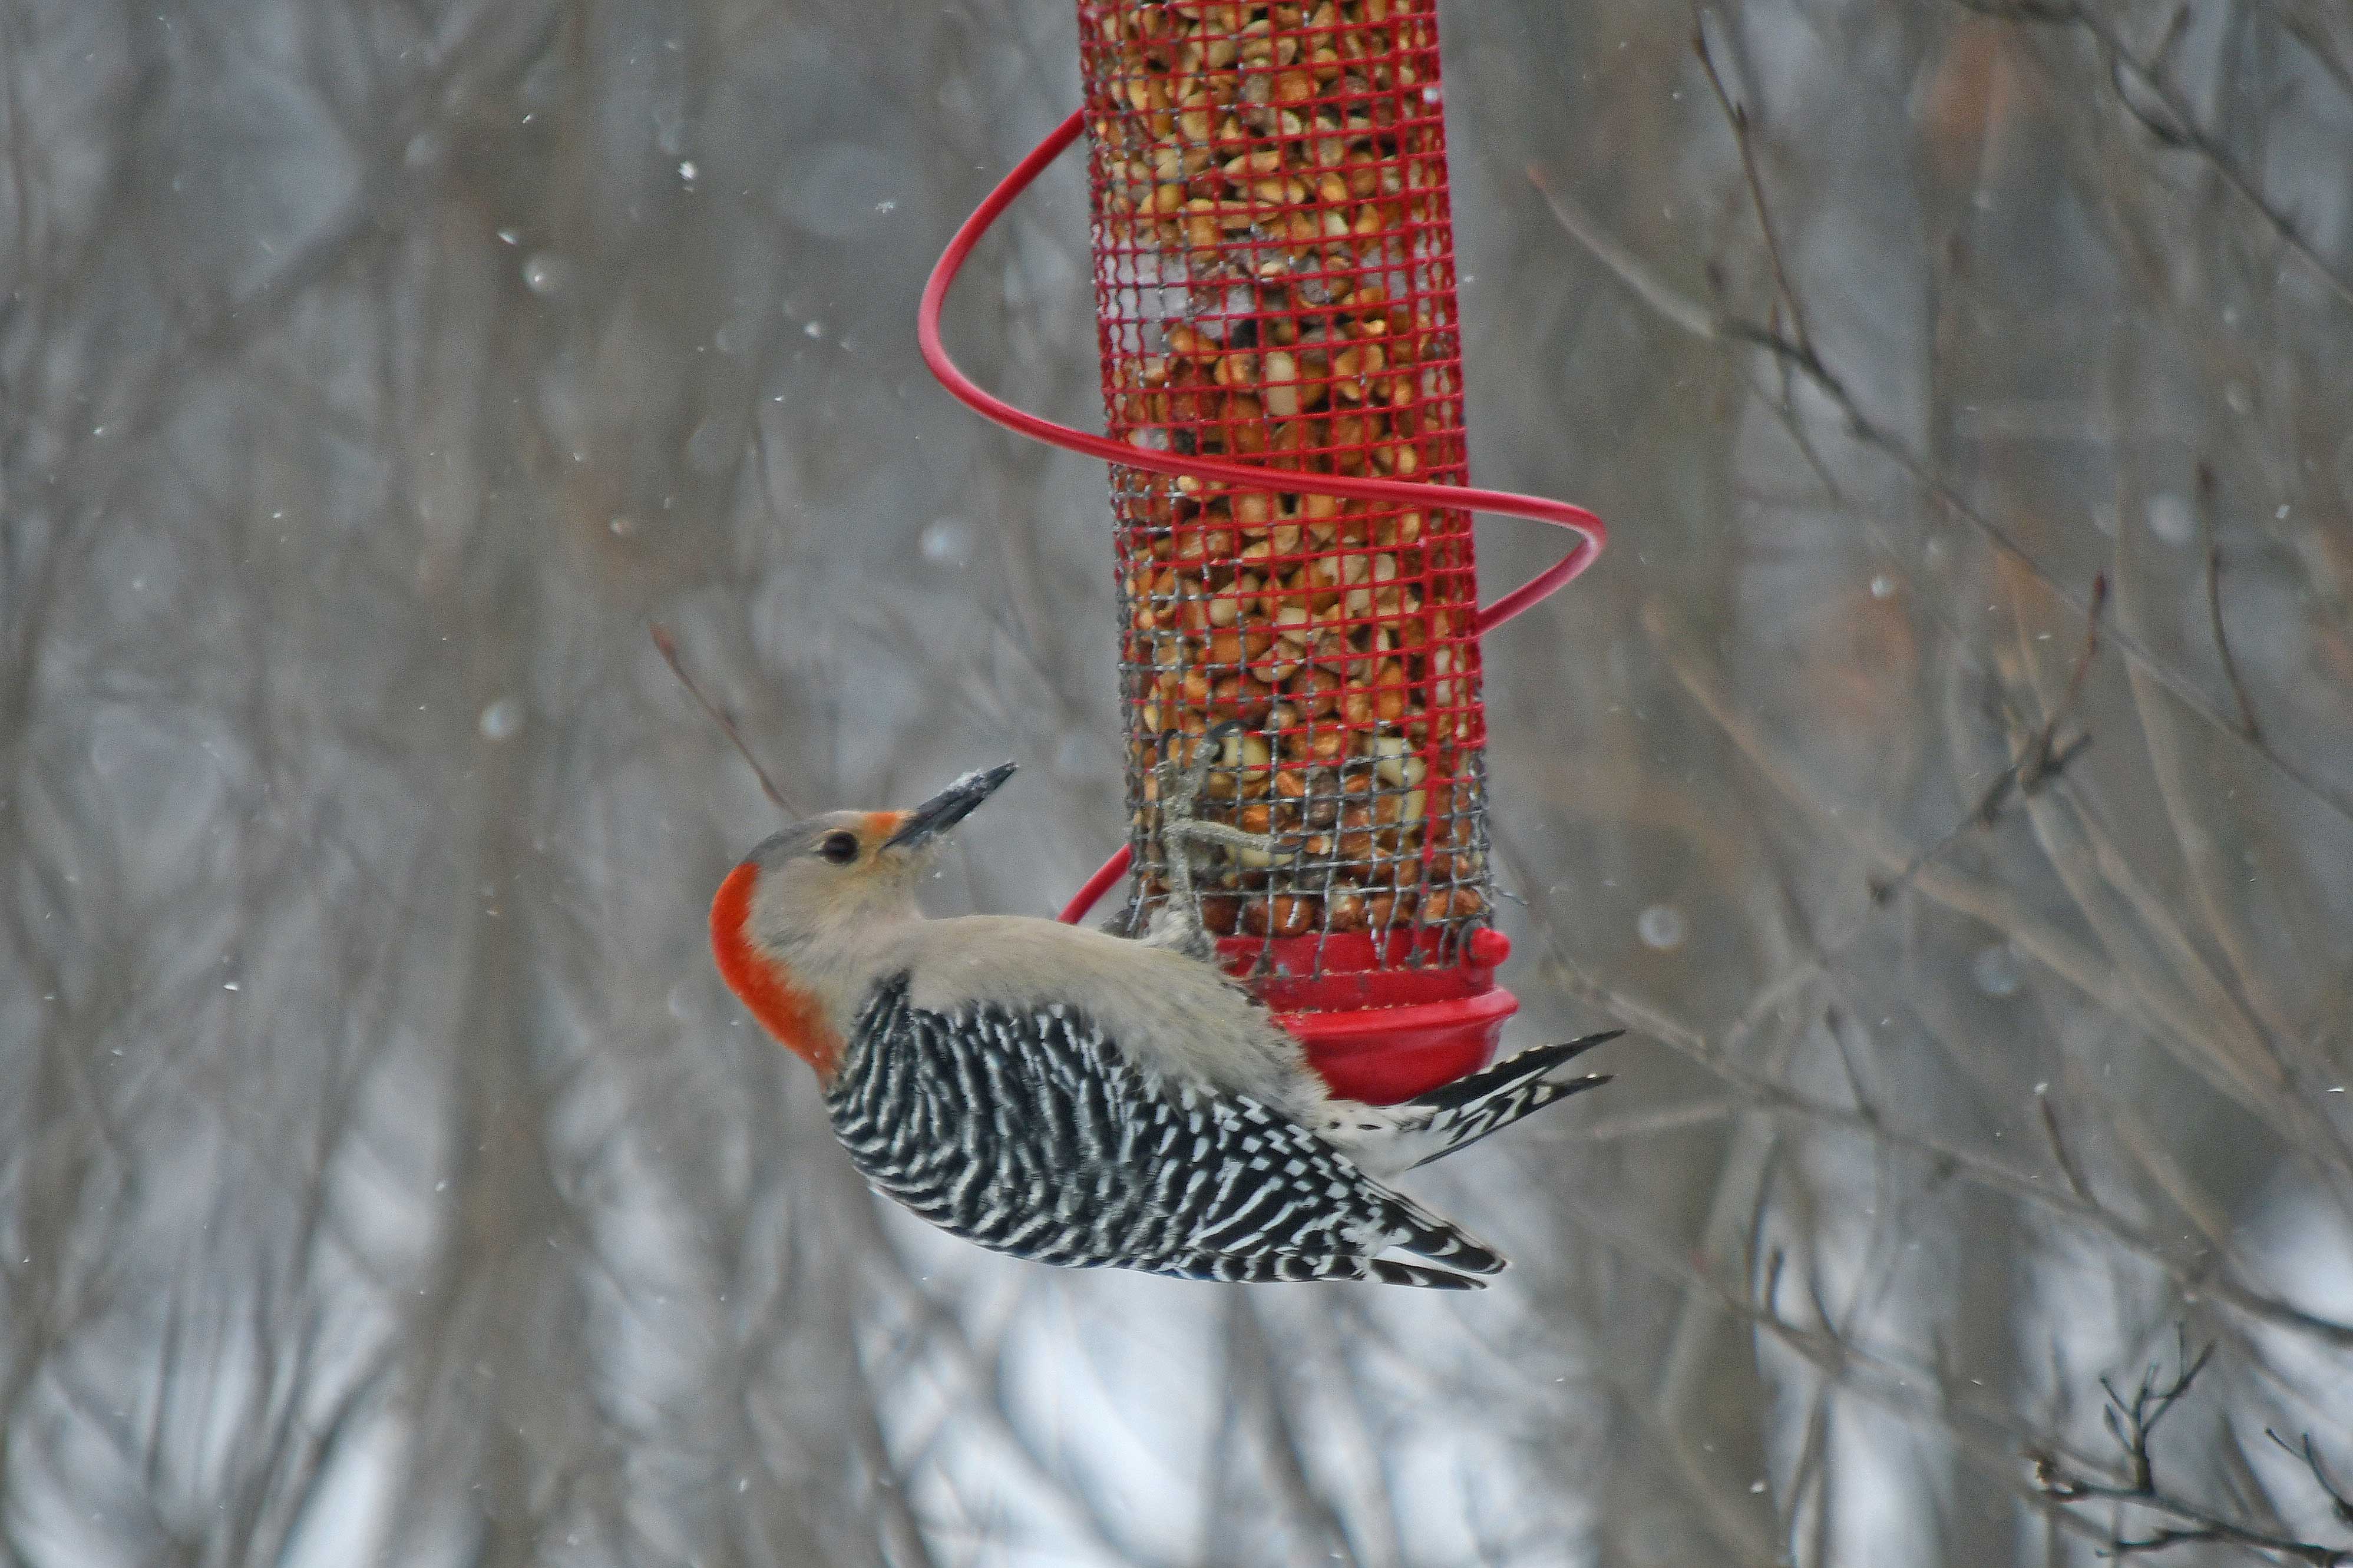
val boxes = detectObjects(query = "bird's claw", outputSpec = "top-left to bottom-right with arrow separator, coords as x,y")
1144,725 -> 1300,962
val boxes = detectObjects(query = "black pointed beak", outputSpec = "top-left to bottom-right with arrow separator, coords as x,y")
883,761 -> 1017,850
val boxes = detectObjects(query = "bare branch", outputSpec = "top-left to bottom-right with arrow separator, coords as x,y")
2031,1335 -> 2352,1564
1691,3 -> 1816,357
1957,0 -> 2353,312
652,621 -> 804,818
1537,164 -> 2353,833
1870,573 -> 2107,905
2196,463 -> 2265,744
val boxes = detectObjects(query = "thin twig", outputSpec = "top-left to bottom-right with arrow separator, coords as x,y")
1526,167 -> 1719,339
2265,1431 -> 2353,1530
2197,463 -> 2265,743
1530,171 -> 2353,833
1957,0 -> 2353,312
1690,4 -> 1815,356
651,622 -> 802,817
1869,574 -> 2107,905
1546,1196 -> 2135,1559
2263,0 -> 2353,103
1542,948 -> 2353,1351
2029,1332 -> 2352,1564
2037,1093 -> 2094,1206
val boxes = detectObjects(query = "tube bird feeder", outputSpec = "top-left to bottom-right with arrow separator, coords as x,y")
917,0 -> 1607,1106
1086,0 -> 1506,1102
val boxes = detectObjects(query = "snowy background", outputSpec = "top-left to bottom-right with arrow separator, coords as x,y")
6,0 -> 2353,1563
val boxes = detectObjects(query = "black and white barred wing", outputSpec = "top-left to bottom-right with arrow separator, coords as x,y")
826,976 -> 1503,1288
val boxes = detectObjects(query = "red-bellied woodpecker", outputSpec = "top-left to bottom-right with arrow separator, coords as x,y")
709,755 -> 1616,1289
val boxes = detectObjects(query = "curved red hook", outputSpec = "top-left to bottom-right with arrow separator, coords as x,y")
917,109 -> 1609,925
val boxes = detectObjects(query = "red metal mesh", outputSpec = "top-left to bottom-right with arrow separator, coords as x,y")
1079,0 -> 1492,984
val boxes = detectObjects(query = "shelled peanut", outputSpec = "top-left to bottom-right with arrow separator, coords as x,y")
1107,280 -> 1449,479
1083,0 -> 1448,285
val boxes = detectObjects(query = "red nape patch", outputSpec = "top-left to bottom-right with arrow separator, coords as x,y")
709,862 -> 842,1079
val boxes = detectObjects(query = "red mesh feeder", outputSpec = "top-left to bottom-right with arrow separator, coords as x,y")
918,0 -> 1607,1104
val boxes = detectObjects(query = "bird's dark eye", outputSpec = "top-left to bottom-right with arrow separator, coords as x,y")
819,832 -> 860,865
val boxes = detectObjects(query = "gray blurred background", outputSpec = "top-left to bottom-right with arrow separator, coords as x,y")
7,0 -> 2353,1563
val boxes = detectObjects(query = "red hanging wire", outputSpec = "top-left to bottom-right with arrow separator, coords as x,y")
917,107 -> 1607,926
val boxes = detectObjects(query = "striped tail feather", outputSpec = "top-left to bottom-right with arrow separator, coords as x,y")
1367,1258 -> 1488,1289
1376,1189 -> 1508,1274
1402,1030 -> 1622,1170
1138,1180 -> 1509,1290
1147,1250 -> 1490,1290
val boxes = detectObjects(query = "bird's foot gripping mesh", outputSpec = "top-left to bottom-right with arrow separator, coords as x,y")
1141,720 -> 1308,964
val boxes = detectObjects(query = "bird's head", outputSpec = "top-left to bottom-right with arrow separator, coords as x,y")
709,762 -> 1017,1074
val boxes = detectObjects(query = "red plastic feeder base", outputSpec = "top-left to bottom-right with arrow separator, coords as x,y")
1218,927 -> 1518,1106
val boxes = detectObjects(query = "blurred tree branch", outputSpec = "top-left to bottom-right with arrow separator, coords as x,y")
1954,0 -> 2353,313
